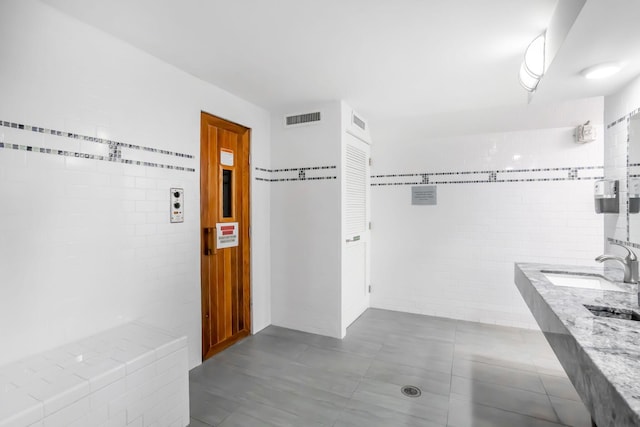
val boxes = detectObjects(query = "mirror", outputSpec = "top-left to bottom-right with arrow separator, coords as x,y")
628,112 -> 640,243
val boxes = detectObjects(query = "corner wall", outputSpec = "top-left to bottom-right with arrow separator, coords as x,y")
0,0 -> 271,368
369,97 -> 604,328
270,102 -> 343,338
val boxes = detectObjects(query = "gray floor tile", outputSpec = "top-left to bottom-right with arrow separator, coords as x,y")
188,418 -> 212,427
451,375 -> 560,423
364,359 -> 451,397
539,373 -> 582,401
532,355 -> 568,378
452,358 -> 547,394
270,361 -> 361,398
240,382 -> 345,425
447,395 -> 569,427
375,336 -> 454,375
549,396 -> 592,427
335,398 -> 445,427
189,382 -> 240,426
188,308 -> 590,427
454,342 -> 538,372
351,378 -> 449,425
220,400 -> 333,427
231,333 -> 310,361
296,346 -> 373,377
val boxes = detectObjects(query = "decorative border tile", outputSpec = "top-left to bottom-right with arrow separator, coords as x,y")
254,165 -> 337,182
371,166 -> 604,187
608,237 -> 640,250
0,119 -> 195,172
607,107 -> 640,129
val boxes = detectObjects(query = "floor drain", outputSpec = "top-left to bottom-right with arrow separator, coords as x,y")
401,385 -> 421,398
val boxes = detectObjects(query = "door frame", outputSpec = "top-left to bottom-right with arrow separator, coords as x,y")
199,111 -> 252,360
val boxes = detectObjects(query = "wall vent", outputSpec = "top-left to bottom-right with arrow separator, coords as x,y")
285,111 -> 322,127
352,113 -> 366,131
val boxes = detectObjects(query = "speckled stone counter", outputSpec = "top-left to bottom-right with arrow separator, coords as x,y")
515,263 -> 640,427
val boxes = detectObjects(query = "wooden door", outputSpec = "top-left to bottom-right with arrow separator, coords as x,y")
200,112 -> 251,360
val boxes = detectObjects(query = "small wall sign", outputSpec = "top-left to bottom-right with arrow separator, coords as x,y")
216,222 -> 239,248
220,148 -> 234,166
412,185 -> 437,205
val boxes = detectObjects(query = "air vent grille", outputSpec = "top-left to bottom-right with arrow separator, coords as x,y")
352,114 -> 366,131
285,112 -> 321,127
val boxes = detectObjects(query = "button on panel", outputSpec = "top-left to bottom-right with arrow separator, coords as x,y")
170,188 -> 184,223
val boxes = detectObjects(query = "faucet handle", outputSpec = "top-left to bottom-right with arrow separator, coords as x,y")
610,242 -> 637,261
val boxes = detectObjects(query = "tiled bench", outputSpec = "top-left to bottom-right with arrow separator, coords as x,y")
0,322 -> 189,427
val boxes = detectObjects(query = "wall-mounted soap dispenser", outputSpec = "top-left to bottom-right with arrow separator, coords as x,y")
630,178 -> 640,214
594,179 -> 619,214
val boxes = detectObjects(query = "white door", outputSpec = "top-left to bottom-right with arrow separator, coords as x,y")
343,132 -> 371,330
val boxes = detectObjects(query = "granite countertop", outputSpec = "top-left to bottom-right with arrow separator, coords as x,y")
515,263 -> 640,427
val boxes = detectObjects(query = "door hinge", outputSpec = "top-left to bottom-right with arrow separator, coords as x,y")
368,285 -> 372,293
368,221 -> 372,230
249,226 -> 251,238
369,157 -> 372,166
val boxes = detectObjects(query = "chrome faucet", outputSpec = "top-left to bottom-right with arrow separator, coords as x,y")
595,242 -> 639,284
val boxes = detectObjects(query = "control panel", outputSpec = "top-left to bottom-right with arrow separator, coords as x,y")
170,188 -> 184,223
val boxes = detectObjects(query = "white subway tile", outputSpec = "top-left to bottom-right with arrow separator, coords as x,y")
27,374 -> 90,416
41,396 -> 89,427
0,390 -> 43,427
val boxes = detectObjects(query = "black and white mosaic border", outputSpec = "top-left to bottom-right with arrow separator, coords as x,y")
608,237 -> 640,250
0,142 -> 195,171
607,106 -> 640,129
371,166 -> 604,186
255,165 -> 337,182
0,119 -> 196,172
1,120 -> 193,158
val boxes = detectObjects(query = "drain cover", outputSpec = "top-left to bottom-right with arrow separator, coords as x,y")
401,385 -> 422,398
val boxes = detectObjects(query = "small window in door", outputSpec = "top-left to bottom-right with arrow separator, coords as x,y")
222,169 -> 233,218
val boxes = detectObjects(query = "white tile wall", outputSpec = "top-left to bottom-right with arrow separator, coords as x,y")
0,0 -> 271,369
0,322 -> 188,427
369,98 -> 605,329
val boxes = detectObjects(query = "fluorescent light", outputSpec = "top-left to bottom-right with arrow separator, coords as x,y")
519,63 -> 539,91
523,33 -> 545,78
582,63 -> 621,79
519,32 -> 546,92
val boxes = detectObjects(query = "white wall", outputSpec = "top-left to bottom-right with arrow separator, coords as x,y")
604,75 -> 640,245
0,0 -> 271,368
369,97 -> 604,329
270,102 -> 343,338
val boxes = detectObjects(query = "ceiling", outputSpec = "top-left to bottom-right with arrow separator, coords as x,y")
40,0 -> 640,123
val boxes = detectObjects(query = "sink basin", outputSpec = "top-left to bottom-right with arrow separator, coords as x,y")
584,304 -> 640,321
541,271 -> 625,291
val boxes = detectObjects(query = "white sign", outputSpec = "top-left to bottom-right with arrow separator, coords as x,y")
412,185 -> 437,205
216,222 -> 239,249
220,148 -> 234,166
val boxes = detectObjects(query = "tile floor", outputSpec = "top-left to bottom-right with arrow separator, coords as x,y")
188,309 -> 592,426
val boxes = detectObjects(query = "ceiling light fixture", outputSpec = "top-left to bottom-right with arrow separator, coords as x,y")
581,62 -> 622,79
519,32 -> 546,92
